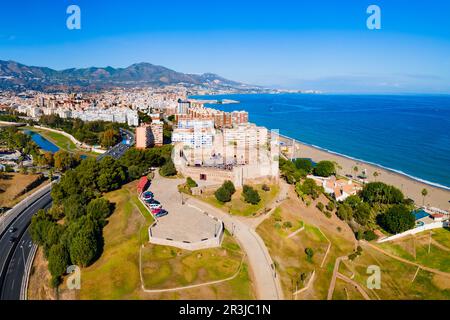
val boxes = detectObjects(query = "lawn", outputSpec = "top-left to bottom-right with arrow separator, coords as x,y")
377,229 -> 450,273
140,231 -> 254,300
336,242 -> 450,300
73,181 -> 254,300
198,183 -> 280,217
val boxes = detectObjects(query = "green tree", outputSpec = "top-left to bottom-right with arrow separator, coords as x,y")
377,204 -> 415,234
48,243 -> 69,287
242,185 -> 261,205
215,186 -> 232,203
86,198 -> 112,223
314,161 -> 336,177
353,202 -> 372,226
222,180 -> 236,195
316,202 -> 324,212
159,159 -> 177,177
100,128 -> 121,148
294,158 -> 313,173
337,203 -> 353,221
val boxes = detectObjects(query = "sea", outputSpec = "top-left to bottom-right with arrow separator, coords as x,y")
191,94 -> 450,190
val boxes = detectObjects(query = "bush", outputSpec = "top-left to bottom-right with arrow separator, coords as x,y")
363,230 -> 378,241
305,247 -> 314,260
360,182 -> 404,205
313,161 -> 336,177
262,184 -> 270,192
326,201 -> 335,211
282,221 -> 293,229
242,185 -> 261,205
316,202 -> 324,212
186,177 -> 198,188
324,210 -> 332,218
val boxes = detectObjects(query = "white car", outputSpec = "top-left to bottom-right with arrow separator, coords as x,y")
149,203 -> 162,209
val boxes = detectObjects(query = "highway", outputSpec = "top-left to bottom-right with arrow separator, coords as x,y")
0,188 -> 52,300
97,128 -> 135,161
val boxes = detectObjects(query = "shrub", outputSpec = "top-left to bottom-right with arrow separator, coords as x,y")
316,202 -> 324,212
283,221 -> 293,229
223,180 -> 236,195
262,184 -> 270,192
324,210 -> 332,218
242,185 -> 261,205
186,177 -> 198,188
363,230 -> 378,241
326,201 -> 335,211
305,247 -> 314,260
294,158 -> 313,173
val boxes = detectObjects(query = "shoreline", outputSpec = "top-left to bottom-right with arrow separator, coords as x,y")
278,133 -> 450,210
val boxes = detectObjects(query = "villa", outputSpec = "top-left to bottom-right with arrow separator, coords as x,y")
309,175 -> 362,202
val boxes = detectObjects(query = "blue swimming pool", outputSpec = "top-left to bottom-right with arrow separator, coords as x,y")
413,209 -> 429,220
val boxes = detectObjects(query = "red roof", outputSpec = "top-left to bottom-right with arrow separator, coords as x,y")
137,176 -> 148,192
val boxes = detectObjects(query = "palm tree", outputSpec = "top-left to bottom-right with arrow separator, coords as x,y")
421,188 -> 428,206
373,171 -> 379,181
353,166 -> 358,177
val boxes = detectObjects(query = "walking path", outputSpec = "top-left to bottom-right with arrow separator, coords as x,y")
186,196 -> 284,300
361,240 -> 450,278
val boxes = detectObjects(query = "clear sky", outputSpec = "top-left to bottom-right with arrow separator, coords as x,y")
1,0 -> 450,93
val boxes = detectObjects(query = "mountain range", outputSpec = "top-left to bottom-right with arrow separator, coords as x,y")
0,60 -> 253,92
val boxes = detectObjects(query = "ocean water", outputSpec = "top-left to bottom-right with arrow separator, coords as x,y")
191,94 -> 450,190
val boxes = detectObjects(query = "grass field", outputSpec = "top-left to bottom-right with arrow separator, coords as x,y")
257,204 -> 331,298
334,242 -> 450,300
0,173 -> 47,208
377,228 -> 450,273
140,232 -> 253,300
74,181 -> 254,300
198,183 -> 279,217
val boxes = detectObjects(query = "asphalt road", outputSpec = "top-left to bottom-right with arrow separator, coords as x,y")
0,191 -> 52,300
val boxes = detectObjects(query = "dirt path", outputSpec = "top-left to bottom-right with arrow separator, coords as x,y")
336,273 -> 371,300
362,240 -> 450,278
327,256 -> 347,300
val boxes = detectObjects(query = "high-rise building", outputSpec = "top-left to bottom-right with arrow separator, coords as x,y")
135,121 -> 164,149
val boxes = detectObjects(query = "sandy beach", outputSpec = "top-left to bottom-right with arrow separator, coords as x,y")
279,135 -> 450,211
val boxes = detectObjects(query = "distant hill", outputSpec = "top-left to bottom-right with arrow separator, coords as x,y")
0,60 -> 254,92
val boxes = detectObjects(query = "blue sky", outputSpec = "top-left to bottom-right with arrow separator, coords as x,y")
1,0 -> 450,93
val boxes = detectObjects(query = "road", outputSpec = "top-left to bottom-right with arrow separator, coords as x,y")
185,196 -> 284,300
97,128 -> 135,161
0,188 -> 52,300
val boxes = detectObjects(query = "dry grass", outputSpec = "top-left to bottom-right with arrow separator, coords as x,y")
0,173 -> 46,208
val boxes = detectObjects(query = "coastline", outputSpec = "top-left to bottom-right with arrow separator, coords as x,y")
278,134 -> 450,210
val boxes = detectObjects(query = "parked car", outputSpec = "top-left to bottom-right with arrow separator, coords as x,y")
155,210 -> 168,218
149,203 -> 162,209
151,208 -> 162,215
8,227 -> 16,233
9,236 -> 16,243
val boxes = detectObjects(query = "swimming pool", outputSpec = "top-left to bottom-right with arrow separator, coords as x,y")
413,209 -> 429,221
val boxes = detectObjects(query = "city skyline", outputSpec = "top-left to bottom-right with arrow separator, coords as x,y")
1,0 -> 450,93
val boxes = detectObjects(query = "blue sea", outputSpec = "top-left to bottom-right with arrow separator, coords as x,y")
191,94 -> 450,190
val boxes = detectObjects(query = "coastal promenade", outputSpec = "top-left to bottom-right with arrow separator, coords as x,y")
280,135 -> 450,211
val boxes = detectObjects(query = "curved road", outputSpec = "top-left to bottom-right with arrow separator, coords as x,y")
0,189 -> 52,300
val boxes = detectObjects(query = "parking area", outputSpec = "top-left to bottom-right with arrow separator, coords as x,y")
146,172 -> 222,245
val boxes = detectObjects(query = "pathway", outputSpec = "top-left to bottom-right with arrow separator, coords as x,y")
186,196 -> 284,300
